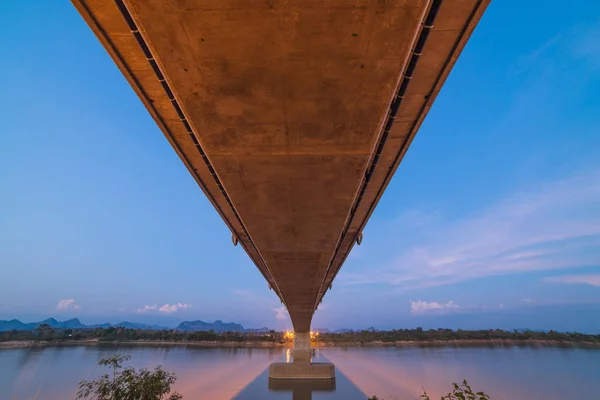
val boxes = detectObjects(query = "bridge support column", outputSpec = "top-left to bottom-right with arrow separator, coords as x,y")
293,332 -> 311,364
269,331 -> 335,380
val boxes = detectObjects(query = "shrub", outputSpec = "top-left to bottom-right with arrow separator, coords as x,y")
76,354 -> 182,400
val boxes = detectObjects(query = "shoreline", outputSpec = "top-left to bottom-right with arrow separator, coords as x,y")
1,338 -> 599,350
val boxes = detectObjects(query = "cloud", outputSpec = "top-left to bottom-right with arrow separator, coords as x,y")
158,303 -> 192,313
337,22 -> 600,293
137,304 -> 157,313
274,306 -> 288,320
512,33 -> 562,75
341,169 -> 600,289
518,297 -> 577,307
543,274 -> 600,287
233,289 -> 251,296
513,22 -> 600,76
410,300 -> 459,314
521,297 -> 534,303
56,299 -> 80,311
409,300 -> 508,315
572,22 -> 600,67
137,303 -> 192,313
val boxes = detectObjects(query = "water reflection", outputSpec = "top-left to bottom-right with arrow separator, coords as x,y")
326,346 -> 600,400
232,367 -> 367,400
268,378 -> 336,397
2,345 -> 599,399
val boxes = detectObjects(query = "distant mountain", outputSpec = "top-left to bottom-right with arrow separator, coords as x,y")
244,327 -> 271,333
333,329 -> 354,333
115,321 -> 169,330
1,318 -> 270,333
0,318 -> 85,331
0,318 -> 166,332
61,318 -> 87,329
90,323 -> 113,329
0,319 -> 32,331
176,320 -> 245,332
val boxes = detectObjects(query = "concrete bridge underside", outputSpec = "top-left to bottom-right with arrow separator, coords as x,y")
73,0 -> 489,336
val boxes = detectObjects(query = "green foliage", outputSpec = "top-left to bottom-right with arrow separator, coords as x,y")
369,380 -> 490,400
318,328 -> 600,344
421,380 -> 490,400
33,323 -> 54,340
76,354 -> 182,400
2,326 -> 598,346
1,326 -> 283,344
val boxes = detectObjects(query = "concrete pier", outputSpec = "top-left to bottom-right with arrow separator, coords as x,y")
269,332 -> 335,380
269,362 -> 335,380
292,332 -> 311,364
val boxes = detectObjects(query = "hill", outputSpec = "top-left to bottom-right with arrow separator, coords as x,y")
0,318 -> 167,332
0,318 -> 88,331
176,320 -> 244,332
1,318 -> 267,333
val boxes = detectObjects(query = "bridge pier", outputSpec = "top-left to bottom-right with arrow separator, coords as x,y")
268,377 -> 336,400
269,331 -> 335,380
292,332 -> 311,364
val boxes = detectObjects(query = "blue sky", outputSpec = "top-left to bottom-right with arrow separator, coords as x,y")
1,1 -> 600,332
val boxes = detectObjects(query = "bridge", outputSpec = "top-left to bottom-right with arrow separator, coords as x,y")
73,0 -> 489,379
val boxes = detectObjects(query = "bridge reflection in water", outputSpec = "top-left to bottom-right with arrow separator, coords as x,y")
268,378 -> 336,400
233,351 -> 367,400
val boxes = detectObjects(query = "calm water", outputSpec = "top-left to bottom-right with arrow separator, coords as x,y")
1,344 -> 599,399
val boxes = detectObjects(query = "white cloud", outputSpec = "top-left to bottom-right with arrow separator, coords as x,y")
409,300 -> 507,314
158,303 -> 192,313
341,169 -> 600,289
410,300 -> 459,314
543,274 -> 600,287
233,289 -> 251,296
335,24 -> 600,300
137,302 -> 192,313
521,297 -> 534,303
274,306 -> 288,320
137,304 -> 157,313
56,299 -> 80,311
518,297 -> 574,307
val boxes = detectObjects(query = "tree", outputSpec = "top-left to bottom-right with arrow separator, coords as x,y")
369,380 -> 489,400
421,380 -> 490,400
76,354 -> 182,400
34,323 -> 54,340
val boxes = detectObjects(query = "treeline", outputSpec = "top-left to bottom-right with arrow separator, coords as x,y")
318,328 -> 600,344
0,324 -> 283,343
2,325 -> 599,345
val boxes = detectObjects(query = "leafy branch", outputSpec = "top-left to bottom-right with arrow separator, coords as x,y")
76,354 -> 182,400
369,379 -> 490,400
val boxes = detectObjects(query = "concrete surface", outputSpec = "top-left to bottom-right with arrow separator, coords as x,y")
293,332 -> 312,364
269,362 -> 335,380
72,0 -> 490,332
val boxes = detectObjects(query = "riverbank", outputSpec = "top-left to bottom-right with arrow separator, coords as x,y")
2,338 -> 599,349
0,339 -> 287,349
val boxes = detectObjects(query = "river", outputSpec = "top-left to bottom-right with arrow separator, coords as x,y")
2,344 -> 599,399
